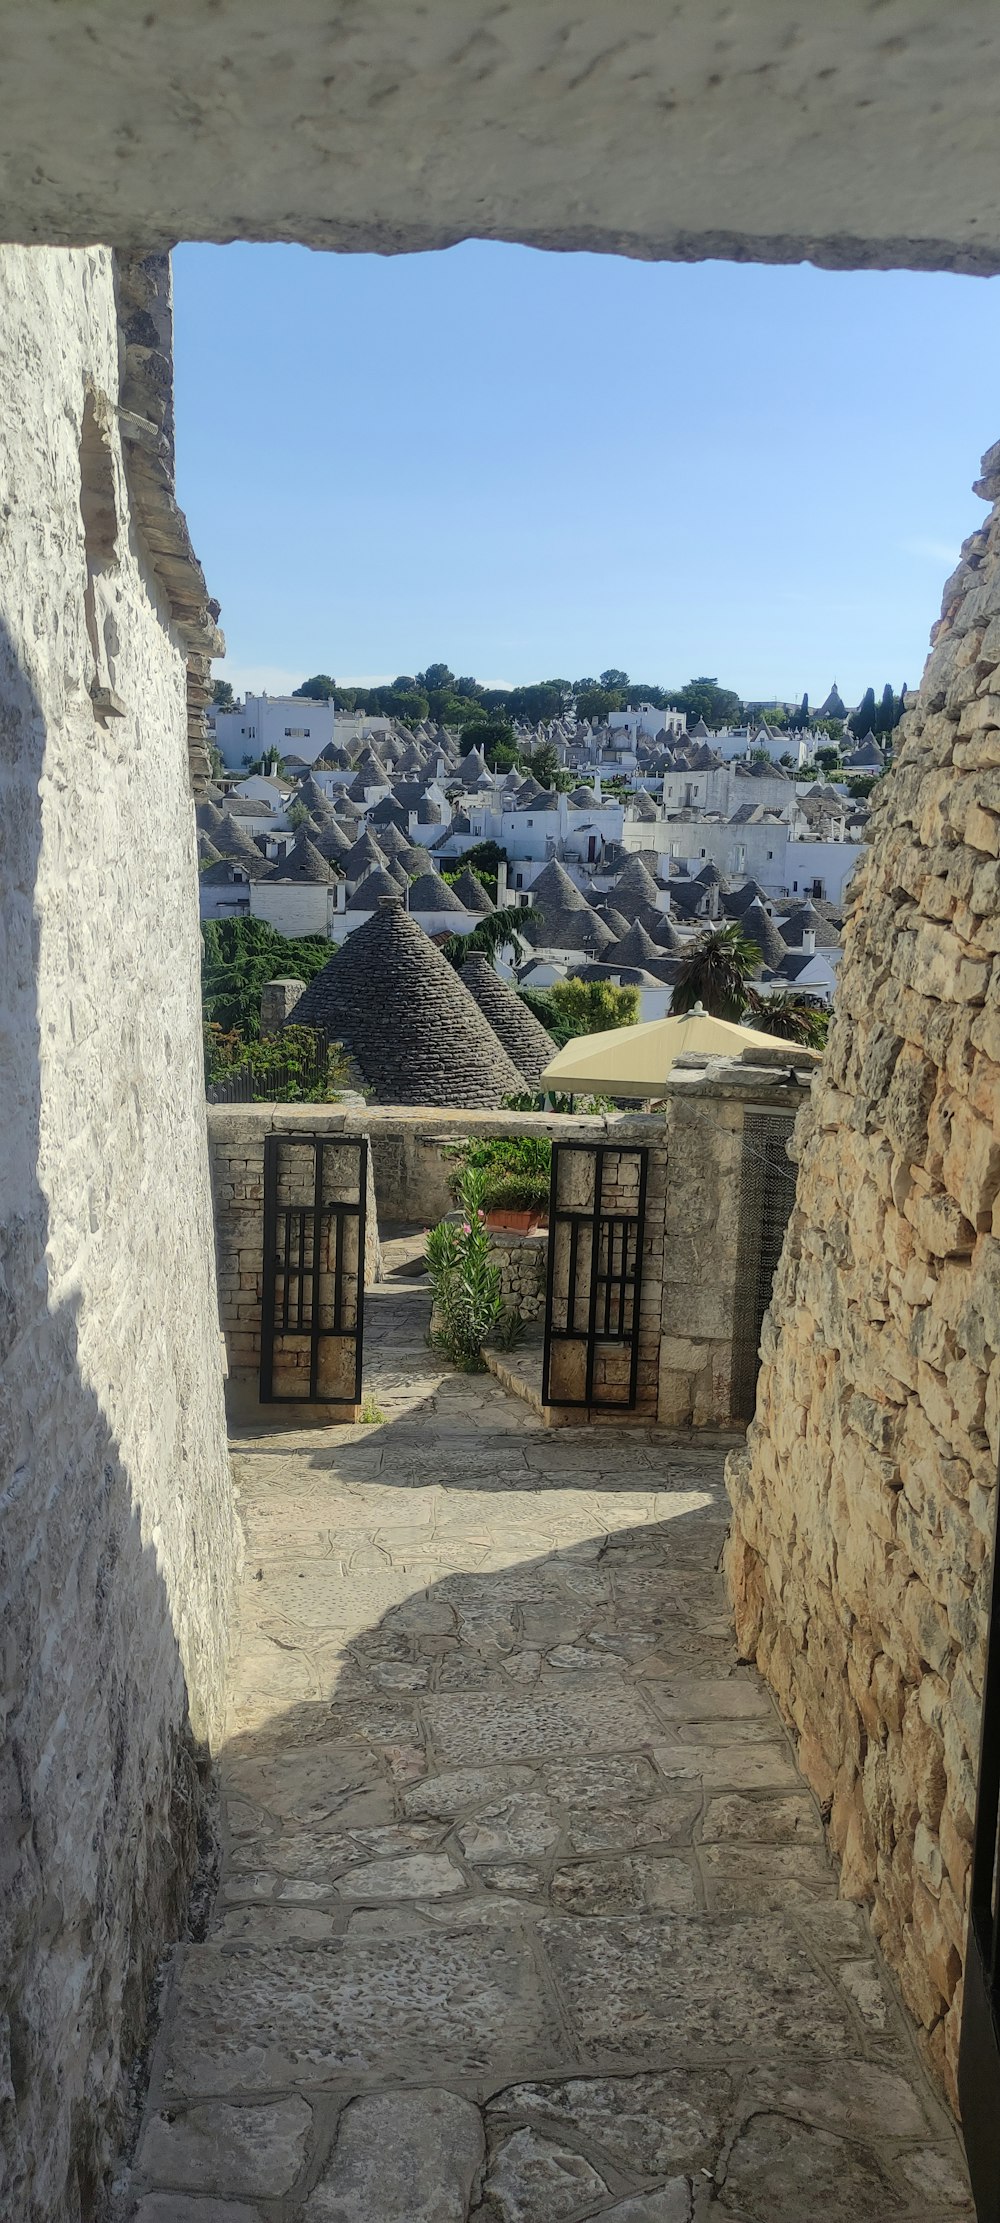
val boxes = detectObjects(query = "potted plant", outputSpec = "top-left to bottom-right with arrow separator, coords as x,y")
447,1136 -> 552,1233
479,1167 -> 551,1234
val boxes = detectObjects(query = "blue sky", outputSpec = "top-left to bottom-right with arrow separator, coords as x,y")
173,241 -> 1000,707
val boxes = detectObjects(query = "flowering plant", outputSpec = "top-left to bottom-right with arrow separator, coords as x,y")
424,1168 -> 521,1368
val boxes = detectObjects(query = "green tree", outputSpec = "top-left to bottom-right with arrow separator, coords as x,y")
599,668 -> 629,691
520,979 -> 638,1046
875,682 -> 896,735
201,918 -> 333,1039
666,677 -> 744,730
380,688 -> 429,723
212,678 -> 235,710
418,662 -> 455,694
670,923 -> 759,1021
524,740 -> 560,787
576,686 -> 622,721
460,718 -> 513,758
285,798 -> 312,830
293,674 -> 337,701
748,991 -> 829,1049
624,684 -> 666,709
440,910 -> 525,970
790,693 -> 810,729
849,686 -> 877,737
815,745 -> 842,773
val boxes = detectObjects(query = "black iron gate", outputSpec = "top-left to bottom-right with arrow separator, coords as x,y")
731,1111 -> 798,1423
960,1463 -> 1000,2218
542,1140 -> 649,1411
260,1133 -> 367,1405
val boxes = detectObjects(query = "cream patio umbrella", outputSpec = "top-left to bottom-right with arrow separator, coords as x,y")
540,1002 -> 822,1099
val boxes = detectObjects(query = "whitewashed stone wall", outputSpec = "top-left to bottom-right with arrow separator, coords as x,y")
0,247 -> 239,2220
726,446 -> 1000,2109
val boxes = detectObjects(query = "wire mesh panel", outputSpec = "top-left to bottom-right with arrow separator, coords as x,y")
542,1141 -> 649,1411
731,1112 -> 798,1424
260,1133 -> 367,1404
961,1461 -> 1000,2220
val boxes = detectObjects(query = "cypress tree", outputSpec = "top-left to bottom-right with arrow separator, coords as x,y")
850,686 -> 877,737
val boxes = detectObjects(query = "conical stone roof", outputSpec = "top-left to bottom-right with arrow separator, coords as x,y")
273,834 -> 337,884
451,867 -> 494,915
722,878 -> 769,917
611,856 -> 664,922
343,829 -> 387,880
290,902 -> 527,1107
529,859 -> 589,912
310,816 -> 352,861
374,821 -> 411,860
197,831 -> 223,866
409,872 -> 464,913
211,817 -> 275,877
296,774 -> 334,817
647,911 -> 683,953
596,905 -> 631,939
346,865 -> 403,910
459,954 -> 555,1089
606,920 -> 664,971
740,898 -> 788,969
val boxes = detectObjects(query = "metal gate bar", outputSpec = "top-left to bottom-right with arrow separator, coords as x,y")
542,1141 -> 649,1411
260,1132 -> 367,1404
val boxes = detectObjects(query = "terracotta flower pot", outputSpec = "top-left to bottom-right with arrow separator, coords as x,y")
486,1209 -> 549,1234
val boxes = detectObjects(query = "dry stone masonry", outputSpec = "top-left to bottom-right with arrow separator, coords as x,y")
128,1254 -> 973,2222
0,245 -> 239,2218
726,441 -> 1000,2108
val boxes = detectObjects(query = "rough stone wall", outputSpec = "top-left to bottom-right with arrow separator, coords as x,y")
657,1058 -> 811,1428
5,6 -> 1000,274
726,448 -> 1000,2107
490,1230 -> 548,1324
0,247 -> 239,2221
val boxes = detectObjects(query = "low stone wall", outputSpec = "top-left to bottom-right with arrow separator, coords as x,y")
725,447 -> 1000,2108
491,1228 -> 548,1323
657,1054 -> 813,1428
356,1106 -> 610,1226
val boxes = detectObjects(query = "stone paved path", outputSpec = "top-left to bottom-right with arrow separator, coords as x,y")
131,1233 -> 973,2222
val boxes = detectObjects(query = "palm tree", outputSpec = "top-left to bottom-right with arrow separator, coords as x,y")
441,909 -> 524,971
748,990 -> 829,1049
670,923 -> 759,1021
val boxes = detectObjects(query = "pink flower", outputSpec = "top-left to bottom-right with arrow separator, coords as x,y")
461,1222 -> 471,1234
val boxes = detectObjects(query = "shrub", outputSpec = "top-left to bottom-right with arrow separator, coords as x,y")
478,1169 -> 550,1216
203,1020 -> 354,1101
424,1168 -> 520,1368
447,1134 -> 552,1203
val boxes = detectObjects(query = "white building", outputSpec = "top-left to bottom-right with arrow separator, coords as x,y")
213,693 -> 337,769
608,704 -> 686,741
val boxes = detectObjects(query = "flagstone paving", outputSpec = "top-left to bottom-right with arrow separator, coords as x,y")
130,1233 -> 973,2222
